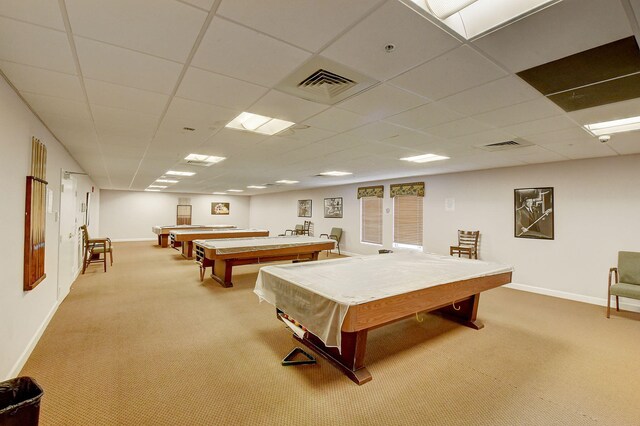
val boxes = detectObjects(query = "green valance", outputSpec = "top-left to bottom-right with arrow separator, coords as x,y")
357,185 -> 384,199
390,182 -> 425,197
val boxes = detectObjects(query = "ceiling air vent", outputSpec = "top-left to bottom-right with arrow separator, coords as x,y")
182,160 -> 214,167
276,56 -> 378,105
476,139 -> 534,152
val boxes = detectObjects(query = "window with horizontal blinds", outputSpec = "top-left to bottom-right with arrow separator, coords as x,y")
393,195 -> 423,248
361,197 -> 382,245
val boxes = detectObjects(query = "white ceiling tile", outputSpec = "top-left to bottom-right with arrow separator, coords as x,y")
85,79 -> 169,115
384,102 -> 462,129
100,142 -> 147,158
606,131 -> 640,155
447,129 -> 518,148
164,97 -> 238,129
567,97 -> 640,126
302,108 -> 373,133
500,116 -> 579,137
91,105 -> 160,143
473,98 -> 564,128
337,84 -> 428,120
0,0 -> 65,30
541,137 -> 618,159
22,92 -> 91,121
390,45 -> 508,100
346,121 -> 414,141
177,67 -> 268,110
179,0 -> 215,11
248,90 -> 329,123
0,17 -> 75,73
279,126 -> 336,143
525,127 -> 594,145
438,76 -> 541,116
322,0 -> 460,81
207,128 -> 268,146
423,118 -> 493,139
66,0 -> 206,63
75,37 -> 182,94
473,0 -> 633,72
1,61 -> 83,101
218,0 -> 380,52
192,17 -> 311,87
377,130 -> 444,150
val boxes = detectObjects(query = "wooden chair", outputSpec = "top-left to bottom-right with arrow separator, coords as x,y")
450,230 -> 479,259
300,221 -> 311,235
319,227 -> 342,256
607,251 -> 640,318
80,225 -> 113,273
280,224 -> 303,236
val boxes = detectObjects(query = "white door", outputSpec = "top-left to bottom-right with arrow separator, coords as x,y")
58,172 -> 77,300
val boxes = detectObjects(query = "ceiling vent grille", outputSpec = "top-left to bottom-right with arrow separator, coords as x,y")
298,69 -> 357,99
276,56 -> 378,105
477,139 -> 533,151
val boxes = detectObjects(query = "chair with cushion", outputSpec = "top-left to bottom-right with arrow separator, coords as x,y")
80,225 -> 113,273
319,227 -> 342,256
450,230 -> 479,259
607,251 -> 640,318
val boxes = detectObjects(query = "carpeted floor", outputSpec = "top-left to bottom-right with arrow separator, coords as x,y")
21,242 -> 640,425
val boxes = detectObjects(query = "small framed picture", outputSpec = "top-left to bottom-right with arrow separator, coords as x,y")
211,202 -> 230,215
324,197 -> 343,218
298,199 -> 312,217
514,187 -> 554,240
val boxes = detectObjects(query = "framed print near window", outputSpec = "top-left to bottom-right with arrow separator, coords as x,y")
324,197 -> 343,218
514,187 -> 554,240
211,202 -> 230,215
298,199 -> 312,217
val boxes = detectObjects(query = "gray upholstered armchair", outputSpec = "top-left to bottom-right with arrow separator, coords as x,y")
607,251 -> 640,318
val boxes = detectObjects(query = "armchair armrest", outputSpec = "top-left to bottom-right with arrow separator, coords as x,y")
609,267 -> 618,288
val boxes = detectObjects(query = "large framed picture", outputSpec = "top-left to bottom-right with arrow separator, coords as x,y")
514,187 -> 554,240
324,197 -> 343,218
211,202 -> 230,215
298,199 -> 312,217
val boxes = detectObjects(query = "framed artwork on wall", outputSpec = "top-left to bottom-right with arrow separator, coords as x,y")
324,197 -> 343,218
298,199 -> 312,217
211,202 -> 230,215
514,187 -> 554,240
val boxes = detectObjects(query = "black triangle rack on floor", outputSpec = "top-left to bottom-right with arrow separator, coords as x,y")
281,347 -> 316,366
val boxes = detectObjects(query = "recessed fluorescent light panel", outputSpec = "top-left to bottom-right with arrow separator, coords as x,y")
212,192 -> 227,195
247,185 -> 267,189
184,153 -> 226,164
406,0 -> 559,40
319,171 -> 353,176
145,189 -> 161,192
166,170 -> 196,176
584,115 -> 640,136
155,179 -> 178,183
400,153 -> 450,163
147,185 -> 167,189
227,189 -> 244,192
276,180 -> 299,184
225,112 -> 295,135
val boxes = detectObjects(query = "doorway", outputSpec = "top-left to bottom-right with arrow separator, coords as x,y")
57,171 -> 78,301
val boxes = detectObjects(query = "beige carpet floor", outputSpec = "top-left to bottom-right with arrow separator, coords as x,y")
20,241 -> 640,425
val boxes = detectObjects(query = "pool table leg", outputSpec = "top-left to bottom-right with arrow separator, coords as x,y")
437,293 -> 484,330
159,234 -> 169,248
212,260 -> 233,287
181,242 -> 194,259
295,329 -> 372,385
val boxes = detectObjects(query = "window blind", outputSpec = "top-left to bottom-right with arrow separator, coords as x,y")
361,197 -> 382,244
393,195 -> 423,247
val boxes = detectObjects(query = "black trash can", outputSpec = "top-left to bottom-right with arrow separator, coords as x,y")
0,377 -> 43,426
378,249 -> 393,254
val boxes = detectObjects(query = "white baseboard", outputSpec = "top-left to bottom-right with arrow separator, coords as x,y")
7,301 -> 60,380
505,282 -> 640,313
111,238 -> 156,242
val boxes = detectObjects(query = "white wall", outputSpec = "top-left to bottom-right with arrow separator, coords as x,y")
250,154 -> 640,310
0,76 -> 98,379
99,190 -> 250,241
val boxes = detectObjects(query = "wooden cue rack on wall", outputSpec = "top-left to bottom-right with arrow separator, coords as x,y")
24,137 -> 48,291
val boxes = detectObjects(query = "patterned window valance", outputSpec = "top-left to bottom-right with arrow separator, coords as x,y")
357,185 -> 384,199
390,182 -> 425,197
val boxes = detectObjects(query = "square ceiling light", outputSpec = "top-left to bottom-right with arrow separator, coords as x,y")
405,0 -> 559,40
247,185 -> 267,189
400,153 -> 449,163
147,185 -> 167,189
156,179 -> 178,183
184,154 -> 226,165
276,180 -> 299,184
212,192 -> 227,195
584,115 -> 640,136
319,171 -> 353,176
226,112 -> 295,135
227,189 -> 244,192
